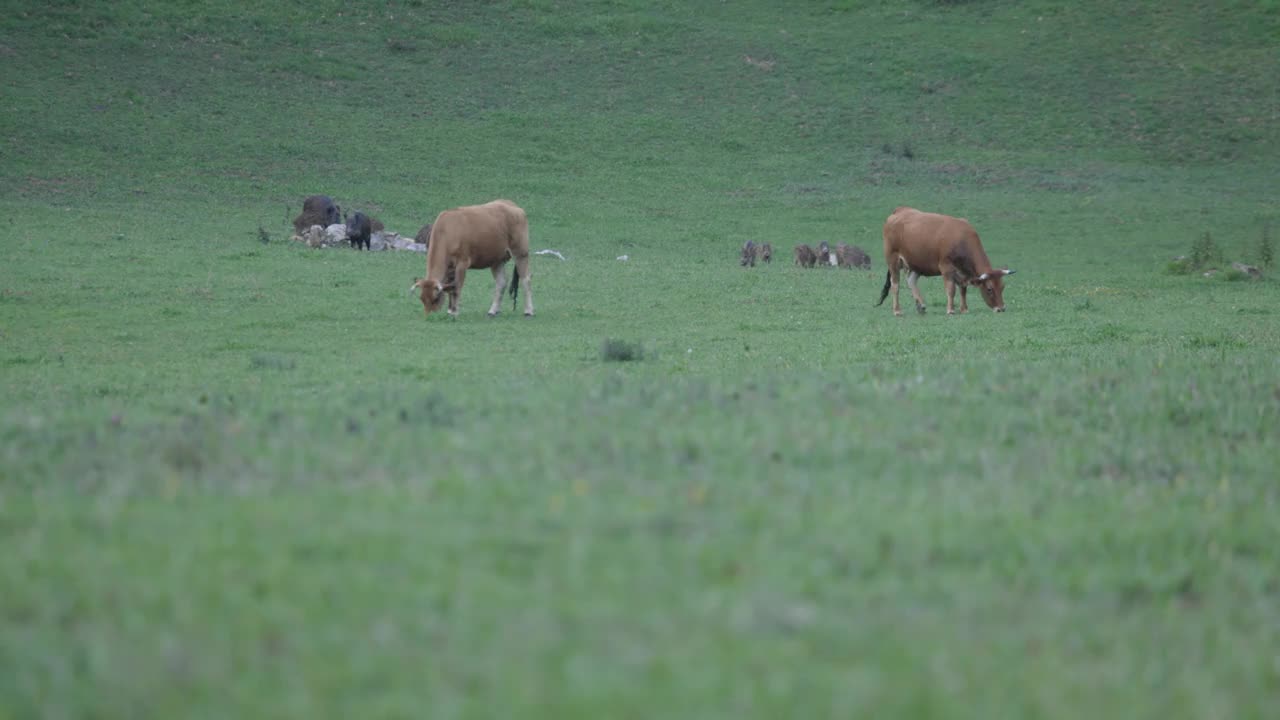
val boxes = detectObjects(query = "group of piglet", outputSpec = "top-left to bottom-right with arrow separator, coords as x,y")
793,241 -> 872,269
740,239 -> 872,270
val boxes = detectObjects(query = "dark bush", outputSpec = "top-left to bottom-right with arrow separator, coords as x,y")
601,339 -> 644,362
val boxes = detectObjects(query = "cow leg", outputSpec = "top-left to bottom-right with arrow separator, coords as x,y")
907,271 -> 926,314
959,284 -> 970,314
515,255 -> 533,317
448,265 -> 468,317
487,265 -> 508,317
944,276 -> 957,315
888,254 -> 903,316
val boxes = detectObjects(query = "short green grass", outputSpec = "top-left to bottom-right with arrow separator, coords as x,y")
2,1 -> 1279,717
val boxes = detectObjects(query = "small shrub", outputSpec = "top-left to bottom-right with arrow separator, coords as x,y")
257,226 -> 271,244
601,338 -> 644,362
1165,257 -> 1193,275
250,354 -> 296,370
880,142 -> 916,159
1189,231 -> 1221,269
1258,222 -> 1273,269
386,38 -> 417,53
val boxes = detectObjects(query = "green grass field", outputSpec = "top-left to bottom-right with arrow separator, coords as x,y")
3,1 -> 1279,717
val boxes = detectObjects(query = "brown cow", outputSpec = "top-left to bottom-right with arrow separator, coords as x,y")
876,206 -> 1015,315
411,199 -> 533,318
794,244 -> 817,268
759,242 -> 773,264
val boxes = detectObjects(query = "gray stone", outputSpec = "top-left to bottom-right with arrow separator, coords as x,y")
1231,261 -> 1263,279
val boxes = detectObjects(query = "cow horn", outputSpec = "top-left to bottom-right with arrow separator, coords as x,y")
1004,269 -> 1016,276
976,272 -> 989,282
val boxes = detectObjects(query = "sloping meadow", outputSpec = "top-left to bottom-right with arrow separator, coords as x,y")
2,0 -> 1280,717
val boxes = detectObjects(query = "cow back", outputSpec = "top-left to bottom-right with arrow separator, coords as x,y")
426,200 -> 529,277
883,207 -> 990,277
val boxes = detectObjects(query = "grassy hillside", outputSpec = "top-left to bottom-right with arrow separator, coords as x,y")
2,1 -> 1279,718
4,1 -> 1278,201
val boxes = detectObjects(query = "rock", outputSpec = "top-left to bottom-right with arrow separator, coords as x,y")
384,233 -> 425,252
1231,262 -> 1262,279
324,223 -> 349,246
289,224 -> 425,252
304,224 -> 326,248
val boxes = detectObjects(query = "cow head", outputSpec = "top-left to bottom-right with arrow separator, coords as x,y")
411,277 -> 451,315
969,268 -> 1016,312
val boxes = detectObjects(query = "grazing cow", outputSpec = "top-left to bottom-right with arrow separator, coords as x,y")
740,240 -> 758,267
794,244 -> 817,268
293,195 -> 341,232
411,199 -> 533,318
876,206 -> 1015,315
760,242 -> 773,264
345,211 -> 372,251
836,243 -> 871,269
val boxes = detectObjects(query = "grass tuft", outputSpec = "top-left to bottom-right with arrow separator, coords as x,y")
249,354 -> 296,371
601,338 -> 644,362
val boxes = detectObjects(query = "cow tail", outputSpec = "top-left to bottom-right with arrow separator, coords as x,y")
876,270 -> 891,306
509,265 -> 520,311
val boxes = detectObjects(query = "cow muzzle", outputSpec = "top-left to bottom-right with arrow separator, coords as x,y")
994,306 -> 1006,313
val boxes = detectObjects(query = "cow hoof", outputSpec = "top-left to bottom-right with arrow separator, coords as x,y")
893,310 -> 903,317
947,310 -> 955,315
916,305 -> 926,315
524,312 -> 534,318
487,312 -> 498,318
